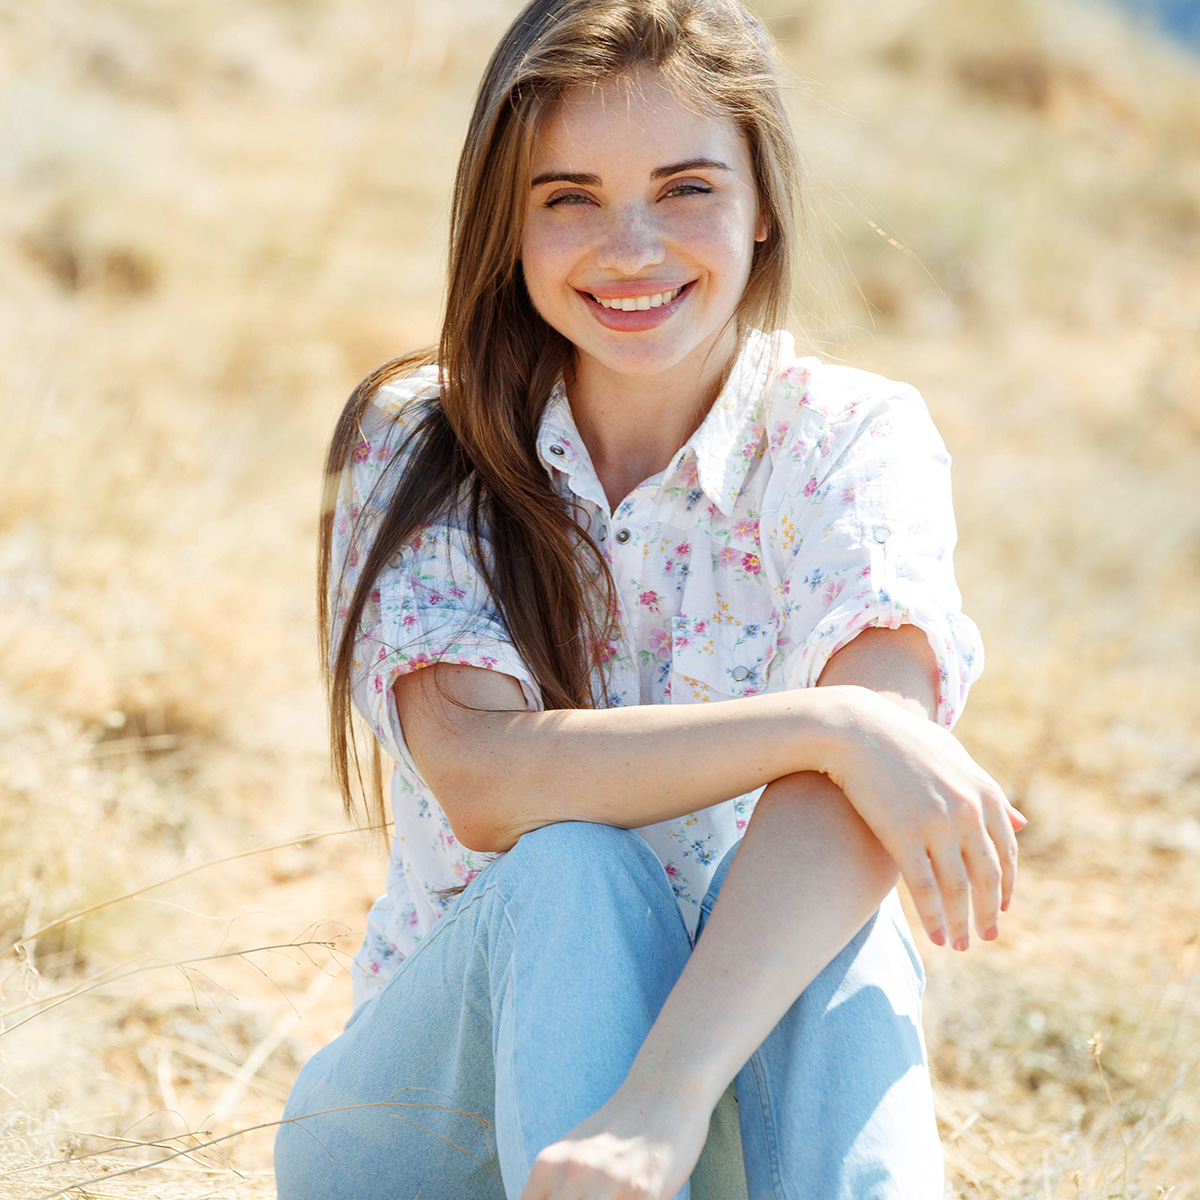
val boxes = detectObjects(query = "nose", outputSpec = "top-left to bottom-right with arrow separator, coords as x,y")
594,203 -> 666,276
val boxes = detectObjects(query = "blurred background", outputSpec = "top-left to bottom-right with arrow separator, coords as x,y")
1115,0 -> 1200,45
1,0 -> 1198,1196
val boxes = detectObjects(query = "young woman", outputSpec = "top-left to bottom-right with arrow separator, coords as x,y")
275,1 -> 1024,1197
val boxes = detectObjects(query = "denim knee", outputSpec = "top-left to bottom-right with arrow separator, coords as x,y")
505,820 -> 661,877
493,821 -> 675,910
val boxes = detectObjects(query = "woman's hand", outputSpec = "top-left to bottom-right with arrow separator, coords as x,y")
820,684 -> 1025,952
519,1081 -> 710,1200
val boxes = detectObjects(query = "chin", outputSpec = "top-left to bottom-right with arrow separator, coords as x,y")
579,325 -> 733,379
592,347 -> 697,380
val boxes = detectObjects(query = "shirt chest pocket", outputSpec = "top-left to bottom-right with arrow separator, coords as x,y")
668,617 -> 779,704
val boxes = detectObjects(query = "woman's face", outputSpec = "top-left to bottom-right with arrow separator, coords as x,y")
521,68 -> 767,387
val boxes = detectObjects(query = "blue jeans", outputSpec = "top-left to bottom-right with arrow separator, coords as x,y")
275,821 -> 942,1198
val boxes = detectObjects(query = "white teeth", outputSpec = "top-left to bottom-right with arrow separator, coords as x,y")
593,286 -> 684,311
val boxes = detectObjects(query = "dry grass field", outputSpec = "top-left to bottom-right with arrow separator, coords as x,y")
2,0 -> 1198,1195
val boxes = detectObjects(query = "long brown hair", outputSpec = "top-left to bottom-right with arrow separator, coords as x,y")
320,0 -> 802,826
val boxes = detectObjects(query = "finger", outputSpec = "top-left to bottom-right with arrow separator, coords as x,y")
899,850 -> 948,946
928,843 -> 972,951
519,1167 -> 548,1200
974,763 -> 1024,832
981,794 -> 1019,913
519,1157 -> 562,1200
962,830 -> 1003,941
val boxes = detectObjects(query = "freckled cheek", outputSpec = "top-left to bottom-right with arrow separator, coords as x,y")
529,221 -> 591,258
663,208 -> 757,283
521,222 -> 596,301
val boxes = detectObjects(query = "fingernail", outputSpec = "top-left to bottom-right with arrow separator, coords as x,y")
1001,897 -> 1010,912
984,925 -> 999,941
954,936 -> 969,952
930,927 -> 946,947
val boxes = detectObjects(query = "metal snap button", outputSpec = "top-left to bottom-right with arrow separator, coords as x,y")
549,444 -> 565,457
615,528 -> 631,544
731,665 -> 751,682
597,525 -> 609,542
872,525 -> 891,544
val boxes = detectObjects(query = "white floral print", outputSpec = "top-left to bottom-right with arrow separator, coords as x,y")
331,330 -> 983,1008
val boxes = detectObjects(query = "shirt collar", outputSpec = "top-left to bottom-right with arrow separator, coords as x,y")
536,387 -> 610,511
536,328 -> 789,517
682,327 -> 788,515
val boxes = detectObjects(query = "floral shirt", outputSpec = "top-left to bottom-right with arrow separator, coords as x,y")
332,329 -> 983,1008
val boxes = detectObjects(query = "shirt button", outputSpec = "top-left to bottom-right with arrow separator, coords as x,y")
615,528 -> 631,544
872,525 -> 891,544
731,665 -> 751,682
597,525 -> 609,542
549,444 -> 565,457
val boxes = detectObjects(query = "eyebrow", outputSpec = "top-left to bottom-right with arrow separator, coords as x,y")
529,158 -> 733,188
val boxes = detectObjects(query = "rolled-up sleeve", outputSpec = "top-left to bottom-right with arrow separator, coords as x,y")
348,531 -> 541,765
771,376 -> 983,727
329,380 -> 540,766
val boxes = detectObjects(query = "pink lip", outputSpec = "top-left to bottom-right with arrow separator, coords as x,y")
577,281 -> 694,332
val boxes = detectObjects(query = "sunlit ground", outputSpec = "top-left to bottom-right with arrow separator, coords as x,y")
2,0 -> 1199,1195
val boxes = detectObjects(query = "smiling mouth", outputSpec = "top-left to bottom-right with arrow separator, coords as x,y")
588,285 -> 687,311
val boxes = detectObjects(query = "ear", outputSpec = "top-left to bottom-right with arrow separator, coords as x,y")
754,212 -> 769,243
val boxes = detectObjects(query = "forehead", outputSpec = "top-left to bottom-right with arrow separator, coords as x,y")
531,68 -> 750,172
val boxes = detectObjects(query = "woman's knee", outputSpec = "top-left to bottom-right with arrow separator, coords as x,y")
495,821 -> 679,918
504,820 -> 660,882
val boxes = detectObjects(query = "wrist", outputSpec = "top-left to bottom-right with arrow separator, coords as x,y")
620,1042 -> 729,1120
801,683 -> 882,782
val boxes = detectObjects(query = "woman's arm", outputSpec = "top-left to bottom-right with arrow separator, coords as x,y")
518,626 -> 1020,1200
593,625 -> 999,1108
394,624 -> 1020,946
397,662 -> 864,848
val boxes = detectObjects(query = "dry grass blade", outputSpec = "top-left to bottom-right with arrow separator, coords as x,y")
208,969 -> 335,1124
0,942 -> 341,1037
23,1099 -> 500,1200
2,826 -> 388,962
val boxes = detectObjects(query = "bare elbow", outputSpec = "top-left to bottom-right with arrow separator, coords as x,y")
452,820 -> 520,855
430,767 -> 520,855
393,663 -> 531,854
446,807 -> 517,855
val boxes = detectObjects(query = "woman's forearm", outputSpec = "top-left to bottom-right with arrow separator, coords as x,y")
397,626 -> 1020,949
612,626 -> 937,1110
397,624 -> 940,853
397,665 -> 852,851
619,768 -> 899,1115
